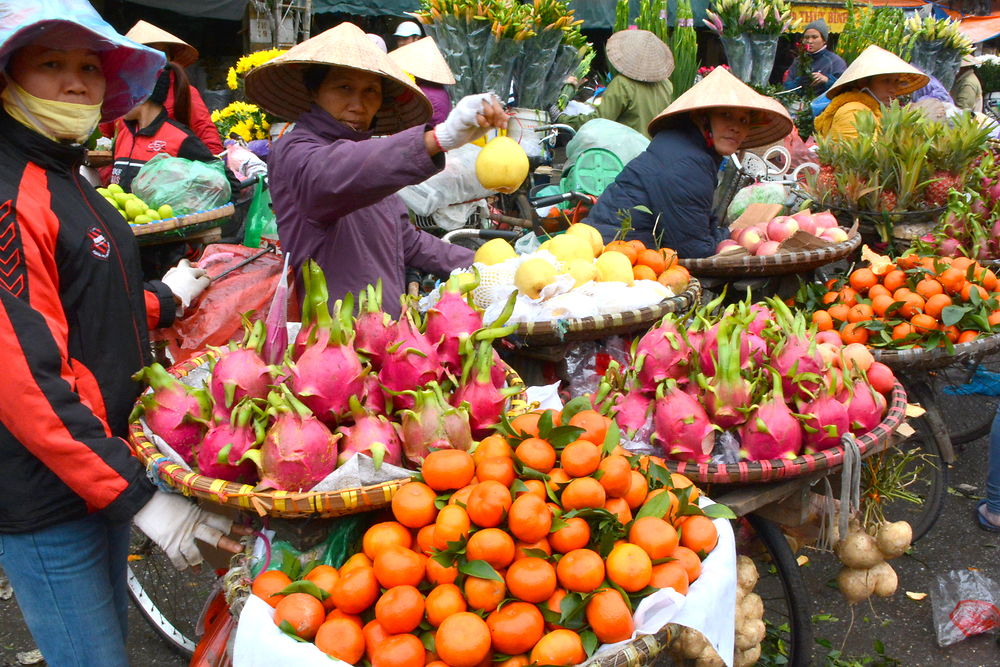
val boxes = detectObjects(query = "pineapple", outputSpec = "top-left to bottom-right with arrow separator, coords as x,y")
924,113 -> 992,207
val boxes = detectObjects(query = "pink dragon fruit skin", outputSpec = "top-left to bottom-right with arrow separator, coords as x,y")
209,320 -> 272,411
337,396 -> 402,469
130,363 -> 210,466
196,400 -> 263,482
746,304 -> 772,336
425,290 -> 483,374
289,326 -> 366,426
635,319 -> 691,392
800,394 -> 850,453
611,390 -> 653,438
379,313 -> 442,411
242,386 -> 341,491
700,324 -> 753,429
398,382 -> 473,464
451,340 -> 522,438
740,333 -> 768,369
490,350 -> 506,389
361,373 -> 387,414
770,333 -> 824,401
697,323 -> 721,376
354,282 -> 396,369
739,371 -> 803,461
847,380 -> 886,435
651,380 -> 717,464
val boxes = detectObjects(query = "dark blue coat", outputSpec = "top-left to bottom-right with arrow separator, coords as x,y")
586,118 -> 726,258
784,48 -> 847,95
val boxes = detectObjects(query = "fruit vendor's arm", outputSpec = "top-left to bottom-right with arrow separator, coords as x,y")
142,280 -> 178,330
397,211 -> 475,276
0,210 -> 155,522
952,78 -> 979,111
280,124 -> 444,223
559,76 -> 628,129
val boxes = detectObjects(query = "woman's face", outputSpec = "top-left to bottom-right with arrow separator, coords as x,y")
314,67 -> 383,132
802,29 -> 826,53
7,45 -> 105,105
866,75 -> 902,105
706,109 -> 751,156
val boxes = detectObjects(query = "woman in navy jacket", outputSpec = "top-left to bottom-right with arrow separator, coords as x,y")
586,67 -> 793,258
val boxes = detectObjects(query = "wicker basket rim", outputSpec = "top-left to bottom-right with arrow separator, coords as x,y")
679,228 -> 861,271
131,203 -> 235,237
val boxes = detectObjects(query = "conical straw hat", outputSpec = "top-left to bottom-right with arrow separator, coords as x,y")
245,22 -> 431,134
126,20 -> 198,68
647,67 -> 793,148
606,29 -> 673,82
388,37 -> 455,85
827,45 -> 929,98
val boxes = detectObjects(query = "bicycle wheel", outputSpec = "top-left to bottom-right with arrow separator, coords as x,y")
744,514 -> 813,667
861,420 -> 948,543
925,355 -> 1000,446
127,527 -> 220,657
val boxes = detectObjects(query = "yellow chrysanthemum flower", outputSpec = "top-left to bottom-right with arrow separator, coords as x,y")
227,68 -> 239,90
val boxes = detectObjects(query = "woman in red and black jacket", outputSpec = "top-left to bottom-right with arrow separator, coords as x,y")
109,62 -> 220,192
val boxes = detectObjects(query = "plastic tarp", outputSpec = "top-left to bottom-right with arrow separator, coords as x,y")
124,0 -> 248,21
312,0 -> 419,16
564,118 -> 649,172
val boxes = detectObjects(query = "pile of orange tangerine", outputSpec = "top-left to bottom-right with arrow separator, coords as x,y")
250,407 -> 723,666
806,254 -> 1000,348
603,239 -> 692,292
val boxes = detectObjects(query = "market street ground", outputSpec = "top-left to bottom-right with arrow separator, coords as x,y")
1,432 -> 998,666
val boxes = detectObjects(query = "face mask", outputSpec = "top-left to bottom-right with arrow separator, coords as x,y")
1,76 -> 102,144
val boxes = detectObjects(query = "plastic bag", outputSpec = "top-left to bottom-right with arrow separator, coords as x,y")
150,243 -> 285,363
931,569 -> 1000,646
242,176 -> 277,248
726,181 -> 788,222
564,118 -> 649,174
398,144 -> 492,225
224,142 -> 268,183
564,335 -> 630,399
131,153 -> 232,216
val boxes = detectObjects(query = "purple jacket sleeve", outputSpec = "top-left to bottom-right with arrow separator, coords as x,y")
398,213 -> 475,276
282,124 -> 443,224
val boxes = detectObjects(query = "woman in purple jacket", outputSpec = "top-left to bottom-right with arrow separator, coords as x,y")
246,23 -> 503,316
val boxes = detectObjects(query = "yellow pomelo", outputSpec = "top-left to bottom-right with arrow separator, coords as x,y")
474,238 -> 517,265
113,192 -> 130,207
565,259 -> 597,287
540,234 -> 592,263
595,251 -> 634,284
565,223 -> 603,256
514,258 -> 557,299
476,136 -> 529,194
157,204 -> 174,219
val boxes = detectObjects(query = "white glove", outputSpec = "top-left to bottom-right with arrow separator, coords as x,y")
161,259 -> 210,311
133,490 -> 235,570
434,93 -> 503,151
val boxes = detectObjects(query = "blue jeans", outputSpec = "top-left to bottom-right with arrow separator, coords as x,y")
0,514 -> 131,667
988,408 -> 1000,515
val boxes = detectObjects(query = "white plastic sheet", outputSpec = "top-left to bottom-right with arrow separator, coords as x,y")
399,144 -> 492,230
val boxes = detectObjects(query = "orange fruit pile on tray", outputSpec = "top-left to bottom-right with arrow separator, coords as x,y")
251,401 -> 732,665
800,254 -> 1000,349
604,240 -> 691,293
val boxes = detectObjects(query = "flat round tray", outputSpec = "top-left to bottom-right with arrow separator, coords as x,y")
128,350 -> 531,518
85,150 -> 113,167
662,382 -> 907,484
508,279 -> 702,347
678,229 -> 861,277
131,203 -> 234,245
871,332 -> 1000,371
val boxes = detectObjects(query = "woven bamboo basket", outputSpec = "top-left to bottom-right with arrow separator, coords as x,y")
662,382 -> 907,484
678,230 -> 861,278
581,625 -> 684,667
508,279 -> 702,347
131,203 -> 234,245
871,332 -> 1000,372
127,350 -> 531,518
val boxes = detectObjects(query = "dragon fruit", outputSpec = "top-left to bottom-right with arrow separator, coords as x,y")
696,322 -> 722,376
360,373 -> 387,414
635,319 -> 692,392
451,339 -> 523,437
242,385 -> 341,491
739,370 -> 803,461
611,388 -> 653,439
337,396 -> 402,469
424,273 -> 485,374
698,323 -> 753,429
208,319 -> 272,413
766,299 -> 825,400
651,379 -> 718,463
379,310 -> 442,411
196,399 -> 264,482
354,282 -> 396,369
130,363 -> 210,466
847,380 -> 887,435
740,333 -> 768,370
799,393 -> 850,453
397,382 -> 473,463
288,296 -> 366,425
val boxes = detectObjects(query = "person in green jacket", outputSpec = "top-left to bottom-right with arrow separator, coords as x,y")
952,55 -> 984,114
559,28 -> 674,138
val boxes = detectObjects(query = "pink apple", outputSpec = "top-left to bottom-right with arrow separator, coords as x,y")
737,228 -> 764,253
755,240 -> 781,256
813,210 -> 838,229
816,330 -> 843,347
821,227 -> 849,243
715,239 -> 743,254
766,216 -> 800,243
